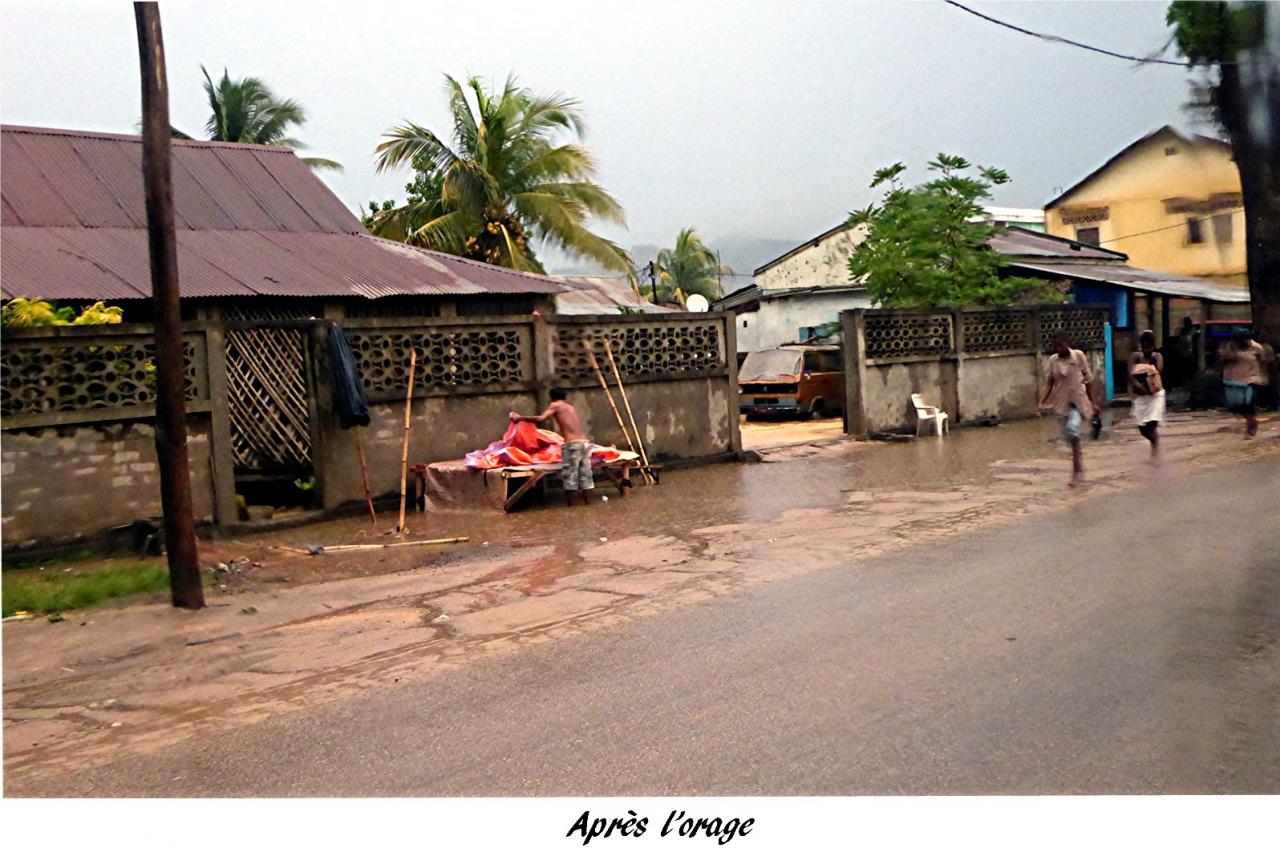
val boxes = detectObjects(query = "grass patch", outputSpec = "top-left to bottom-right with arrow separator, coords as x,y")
2,561 -> 172,617
2,546 -> 100,572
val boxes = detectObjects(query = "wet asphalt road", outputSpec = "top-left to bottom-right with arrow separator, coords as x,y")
20,456 -> 1280,796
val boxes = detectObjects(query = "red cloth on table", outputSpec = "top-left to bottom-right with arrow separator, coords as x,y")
464,421 -> 621,470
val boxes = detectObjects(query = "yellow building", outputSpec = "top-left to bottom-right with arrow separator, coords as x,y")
1045,126 -> 1246,286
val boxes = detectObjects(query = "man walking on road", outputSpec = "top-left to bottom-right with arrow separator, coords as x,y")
1038,332 -> 1100,486
1219,327 -> 1267,439
1128,330 -> 1165,457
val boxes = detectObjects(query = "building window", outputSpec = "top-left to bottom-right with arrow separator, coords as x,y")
1213,213 -> 1233,244
1075,227 -> 1100,246
1164,146 -> 1178,156
1187,217 -> 1204,244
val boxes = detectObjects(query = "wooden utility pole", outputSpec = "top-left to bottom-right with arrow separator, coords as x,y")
135,2 -> 204,609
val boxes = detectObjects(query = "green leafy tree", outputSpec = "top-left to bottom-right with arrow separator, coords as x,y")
196,66 -> 341,171
368,74 -> 631,274
1,298 -> 122,328
1166,1 -> 1278,343
846,155 -> 1061,307
647,227 -> 732,305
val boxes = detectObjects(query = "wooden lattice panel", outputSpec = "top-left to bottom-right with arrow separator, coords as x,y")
2,336 -> 202,417
864,313 -> 953,360
553,321 -> 723,383
347,326 -> 532,400
224,328 -> 311,470
1039,308 -> 1107,352
962,311 -> 1032,354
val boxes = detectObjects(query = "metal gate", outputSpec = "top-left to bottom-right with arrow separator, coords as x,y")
224,327 -> 312,472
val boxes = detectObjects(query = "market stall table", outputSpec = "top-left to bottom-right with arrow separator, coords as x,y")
411,451 -> 655,513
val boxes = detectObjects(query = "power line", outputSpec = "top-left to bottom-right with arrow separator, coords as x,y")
1099,207 -> 1244,245
943,1 -> 1210,68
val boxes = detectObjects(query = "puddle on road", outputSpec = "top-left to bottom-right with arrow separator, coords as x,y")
204,412 -> 1269,598
266,418 -> 1065,557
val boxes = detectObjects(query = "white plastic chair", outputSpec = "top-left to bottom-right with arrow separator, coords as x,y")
911,393 -> 949,437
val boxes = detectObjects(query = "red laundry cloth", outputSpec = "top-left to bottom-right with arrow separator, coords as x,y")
464,421 -> 621,470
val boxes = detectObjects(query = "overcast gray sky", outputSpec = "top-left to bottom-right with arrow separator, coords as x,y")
2,0 -> 1199,269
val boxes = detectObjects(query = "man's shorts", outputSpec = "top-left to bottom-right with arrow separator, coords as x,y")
1224,381 -> 1256,415
561,440 -> 594,491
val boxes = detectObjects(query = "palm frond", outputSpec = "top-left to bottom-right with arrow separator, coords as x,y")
535,180 -> 626,224
375,122 -> 461,174
298,156 -> 344,171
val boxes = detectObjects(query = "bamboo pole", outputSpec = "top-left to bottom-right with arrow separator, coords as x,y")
396,348 -> 417,534
355,431 -> 377,525
273,537 -> 467,556
603,340 -> 654,484
582,339 -> 635,454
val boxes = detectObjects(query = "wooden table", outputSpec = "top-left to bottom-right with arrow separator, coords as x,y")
410,458 -> 660,513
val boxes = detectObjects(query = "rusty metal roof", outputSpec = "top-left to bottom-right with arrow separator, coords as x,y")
0,125 -> 566,300
1008,261 -> 1250,304
551,276 -> 672,315
988,226 -> 1127,261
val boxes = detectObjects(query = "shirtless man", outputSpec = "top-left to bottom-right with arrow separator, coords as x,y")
510,388 -> 594,505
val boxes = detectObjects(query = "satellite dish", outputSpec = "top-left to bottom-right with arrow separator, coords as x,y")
686,293 -> 710,312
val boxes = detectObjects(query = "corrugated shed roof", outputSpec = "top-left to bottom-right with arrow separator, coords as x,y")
551,276 -> 671,314
1009,261 -> 1250,303
1,125 -> 566,300
989,226 -> 1127,261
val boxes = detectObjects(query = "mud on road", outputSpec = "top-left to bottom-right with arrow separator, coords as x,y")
4,411 -> 1277,791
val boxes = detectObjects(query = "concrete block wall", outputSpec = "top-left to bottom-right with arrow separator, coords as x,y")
313,313 -> 740,511
1,417 -> 217,548
842,306 -> 1110,436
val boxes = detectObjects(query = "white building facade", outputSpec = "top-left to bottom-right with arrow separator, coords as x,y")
716,223 -> 872,352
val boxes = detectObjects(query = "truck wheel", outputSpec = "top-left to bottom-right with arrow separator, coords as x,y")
809,398 -> 825,419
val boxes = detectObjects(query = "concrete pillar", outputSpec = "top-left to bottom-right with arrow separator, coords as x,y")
841,309 -> 868,437
203,325 -> 239,527
723,312 -> 742,454
952,308 -> 966,424
532,315 -> 553,410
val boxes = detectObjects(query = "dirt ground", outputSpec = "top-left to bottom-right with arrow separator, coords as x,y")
739,415 -> 845,451
3,410 -> 1277,789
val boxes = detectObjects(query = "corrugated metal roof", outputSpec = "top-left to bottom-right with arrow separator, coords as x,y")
0,227 -> 570,300
551,276 -> 671,314
1,125 -> 567,300
1009,261 -> 1250,303
989,226 -> 1127,260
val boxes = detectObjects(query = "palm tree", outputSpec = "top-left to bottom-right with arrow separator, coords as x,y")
197,66 -> 341,170
369,74 -> 631,274
650,227 -> 731,305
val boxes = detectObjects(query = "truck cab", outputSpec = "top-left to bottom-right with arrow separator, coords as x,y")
738,345 -> 845,419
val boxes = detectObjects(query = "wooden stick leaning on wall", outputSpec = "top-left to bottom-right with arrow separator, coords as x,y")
603,340 -> 654,484
355,432 -> 376,525
396,348 -> 417,534
582,339 -> 636,455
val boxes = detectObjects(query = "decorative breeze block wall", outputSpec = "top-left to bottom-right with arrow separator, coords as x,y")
1,336 -> 204,417
552,320 -> 725,385
347,325 -> 534,400
863,313 -> 954,360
